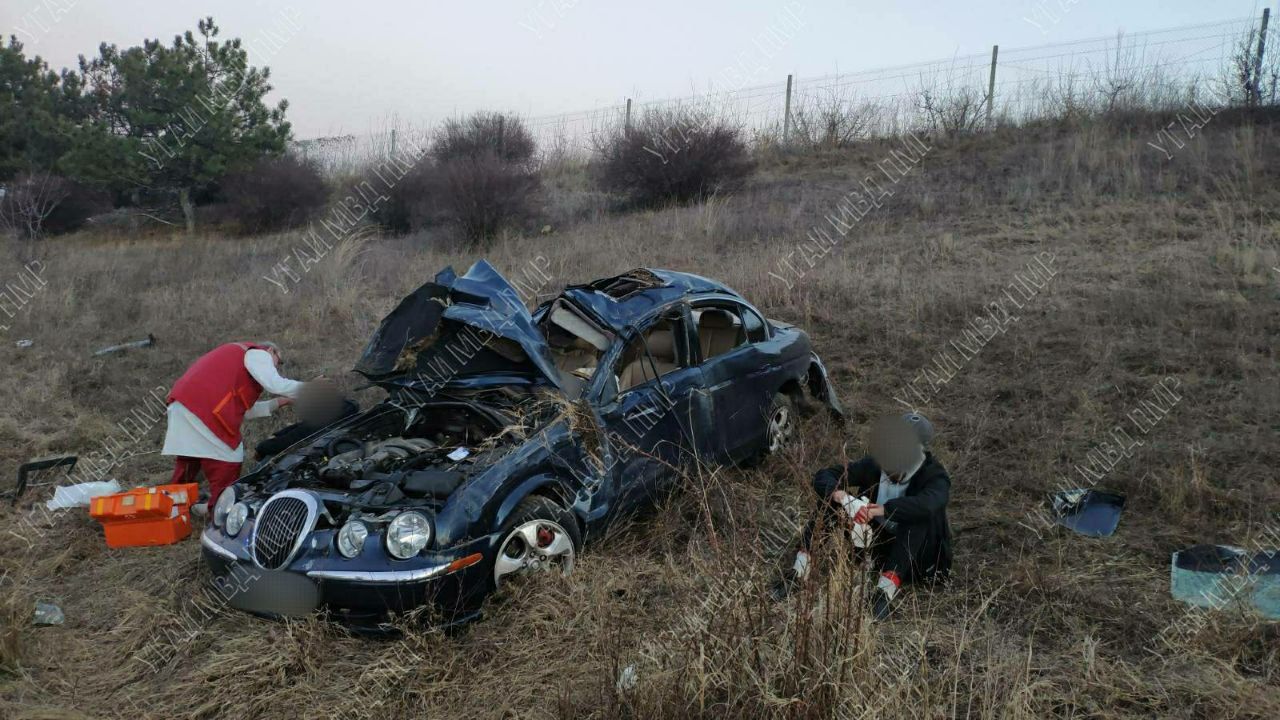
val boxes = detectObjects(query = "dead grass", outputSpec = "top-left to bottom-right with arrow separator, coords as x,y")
1,114 -> 1278,719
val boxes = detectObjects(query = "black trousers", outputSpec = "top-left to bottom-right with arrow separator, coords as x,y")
800,501 -> 948,584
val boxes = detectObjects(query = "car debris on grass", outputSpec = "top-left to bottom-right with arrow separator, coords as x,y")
93,334 -> 156,357
1050,488 -> 1126,537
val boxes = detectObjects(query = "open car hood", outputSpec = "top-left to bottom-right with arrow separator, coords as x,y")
354,260 -> 564,393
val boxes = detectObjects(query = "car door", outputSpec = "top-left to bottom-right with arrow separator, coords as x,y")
692,302 -> 777,462
592,312 -> 705,518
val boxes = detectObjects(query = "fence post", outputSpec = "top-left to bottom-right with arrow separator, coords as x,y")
783,74 -> 794,144
1253,8 -> 1271,106
625,98 -> 632,134
987,44 -> 999,128
389,128 -> 397,158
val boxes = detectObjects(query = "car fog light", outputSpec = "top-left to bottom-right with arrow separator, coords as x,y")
386,512 -> 432,559
225,503 -> 249,536
337,520 -> 368,558
213,488 -> 236,528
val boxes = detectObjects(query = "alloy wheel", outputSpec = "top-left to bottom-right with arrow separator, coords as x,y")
493,519 -> 575,586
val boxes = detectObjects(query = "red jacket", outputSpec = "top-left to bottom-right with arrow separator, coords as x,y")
168,342 -> 270,449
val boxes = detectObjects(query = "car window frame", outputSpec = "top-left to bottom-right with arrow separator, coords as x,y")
736,304 -> 769,344
690,299 -> 760,363
593,304 -> 691,403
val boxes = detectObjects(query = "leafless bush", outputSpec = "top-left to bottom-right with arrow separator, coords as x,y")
1040,72 -> 1092,124
916,76 -> 988,137
428,154 -> 540,244
789,90 -> 881,150
1221,22 -> 1280,107
375,114 -> 541,242
221,155 -> 330,235
0,172 -> 71,241
593,108 -> 755,206
433,112 -> 536,164
1093,34 -> 1146,115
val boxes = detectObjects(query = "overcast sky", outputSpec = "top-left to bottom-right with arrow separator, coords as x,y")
3,0 -> 1270,139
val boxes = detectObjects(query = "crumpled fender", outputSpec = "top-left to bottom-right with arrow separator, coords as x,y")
433,420 -> 585,546
807,352 -> 844,418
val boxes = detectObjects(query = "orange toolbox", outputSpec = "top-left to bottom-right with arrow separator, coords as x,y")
88,483 -> 199,548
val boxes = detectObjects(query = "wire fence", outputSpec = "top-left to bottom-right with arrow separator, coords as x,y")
294,15 -> 1271,174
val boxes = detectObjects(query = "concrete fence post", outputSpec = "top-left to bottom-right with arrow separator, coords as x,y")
1253,8 -> 1271,105
987,44 -> 999,128
783,74 -> 794,144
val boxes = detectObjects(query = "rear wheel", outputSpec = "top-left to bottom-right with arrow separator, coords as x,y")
491,496 -> 581,589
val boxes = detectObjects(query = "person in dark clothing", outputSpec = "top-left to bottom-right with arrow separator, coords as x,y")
254,381 -> 359,460
775,412 -> 952,620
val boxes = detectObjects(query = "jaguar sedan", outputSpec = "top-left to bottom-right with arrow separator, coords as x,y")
201,261 -> 842,628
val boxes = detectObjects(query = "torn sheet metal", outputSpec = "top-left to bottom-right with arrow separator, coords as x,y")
1051,489 -> 1126,537
354,260 -> 564,393
1171,545 -> 1280,619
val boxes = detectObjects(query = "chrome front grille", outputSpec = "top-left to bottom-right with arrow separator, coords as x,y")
251,492 -> 316,570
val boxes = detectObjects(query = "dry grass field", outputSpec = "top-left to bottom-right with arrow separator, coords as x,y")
1,112 -> 1278,719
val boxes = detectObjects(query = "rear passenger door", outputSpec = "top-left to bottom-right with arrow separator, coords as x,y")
692,302 -> 776,462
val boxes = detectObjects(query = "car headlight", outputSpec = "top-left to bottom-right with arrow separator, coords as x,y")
213,488 -> 236,528
386,511 -> 432,559
337,520 -> 368,558
225,503 -> 249,536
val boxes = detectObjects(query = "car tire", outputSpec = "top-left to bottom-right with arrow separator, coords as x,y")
490,495 -> 582,590
763,393 -> 796,456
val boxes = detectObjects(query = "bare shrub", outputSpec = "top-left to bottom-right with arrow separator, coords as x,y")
1093,34 -> 1145,115
917,80 -> 988,137
1041,72 -> 1093,125
0,172 -> 71,240
593,108 -> 755,206
375,113 -> 541,242
40,180 -> 110,236
433,111 -> 535,164
789,90 -> 880,150
221,155 -> 330,235
1221,21 -> 1280,106
428,154 -> 540,244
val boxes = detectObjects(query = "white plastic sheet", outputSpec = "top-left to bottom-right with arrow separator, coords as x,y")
45,480 -> 122,510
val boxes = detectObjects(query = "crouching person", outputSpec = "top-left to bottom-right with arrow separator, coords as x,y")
163,341 -> 305,513
775,413 -> 952,620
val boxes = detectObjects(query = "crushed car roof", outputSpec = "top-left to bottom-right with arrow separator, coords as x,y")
353,265 -> 746,394
557,268 -> 743,330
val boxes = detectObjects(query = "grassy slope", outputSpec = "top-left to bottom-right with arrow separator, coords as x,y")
0,113 -> 1278,719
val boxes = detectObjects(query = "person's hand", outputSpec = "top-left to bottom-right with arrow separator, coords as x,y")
853,503 -> 884,525
277,397 -> 294,408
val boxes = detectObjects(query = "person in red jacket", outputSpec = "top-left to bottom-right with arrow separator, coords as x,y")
163,341 -> 305,512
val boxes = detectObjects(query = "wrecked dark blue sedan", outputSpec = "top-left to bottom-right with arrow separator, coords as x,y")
201,262 -> 841,627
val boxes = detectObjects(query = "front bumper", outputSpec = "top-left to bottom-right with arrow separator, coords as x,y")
201,528 -> 498,627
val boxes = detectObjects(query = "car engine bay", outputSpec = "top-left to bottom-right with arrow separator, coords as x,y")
240,389 -> 556,523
